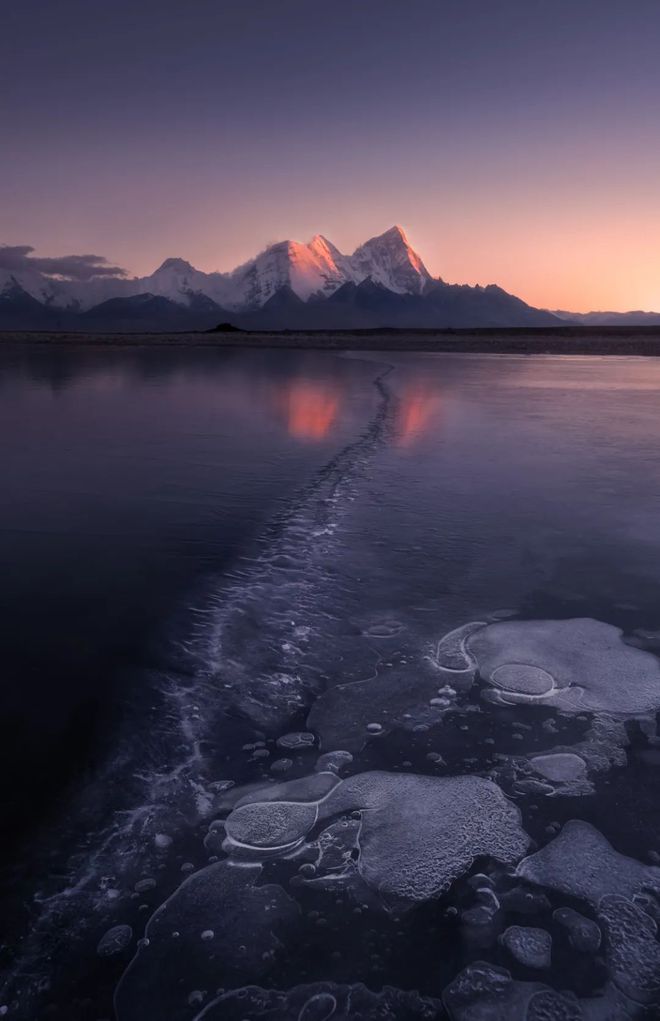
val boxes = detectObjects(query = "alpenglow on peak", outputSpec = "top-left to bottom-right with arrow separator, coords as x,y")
0,227 -> 433,312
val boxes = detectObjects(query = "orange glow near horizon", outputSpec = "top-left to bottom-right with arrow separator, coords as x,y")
395,387 -> 444,447
279,380 -> 340,441
100,207 -> 660,314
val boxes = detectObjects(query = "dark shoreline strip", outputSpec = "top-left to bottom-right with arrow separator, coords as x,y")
5,327 -> 660,356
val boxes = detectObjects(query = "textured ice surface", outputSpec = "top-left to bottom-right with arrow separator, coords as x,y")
226,799 -> 318,851
598,895 -> 660,1004
518,822 -> 660,1011
501,925 -> 552,969
328,773 -> 529,906
444,962 -> 640,1021
224,770 -> 529,908
467,618 -> 660,714
276,731 -> 316,750
530,753 -> 587,784
553,908 -> 601,953
517,820 -> 660,907
97,923 -> 133,957
443,962 -> 576,1021
193,982 -> 442,1021
114,862 -> 299,1021
314,750 -> 353,773
491,664 -> 555,696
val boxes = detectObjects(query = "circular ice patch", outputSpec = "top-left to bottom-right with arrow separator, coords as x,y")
490,663 -> 555,696
226,800 -> 318,849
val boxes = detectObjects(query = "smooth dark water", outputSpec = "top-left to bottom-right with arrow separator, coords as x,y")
2,344 -> 660,1019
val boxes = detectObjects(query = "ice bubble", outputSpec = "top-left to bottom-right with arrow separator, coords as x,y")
517,820 -> 660,908
203,820 -> 226,856
134,878 -> 157,894
466,618 -> 660,715
114,862 -> 299,1021
97,924 -> 133,957
276,731 -> 316,750
553,907 -> 601,953
443,961 -> 568,1021
529,753 -> 588,784
501,887 -> 551,916
314,750 -> 353,774
460,902 -> 502,952
366,722 -> 383,733
525,989 -> 583,1020
500,925 -> 552,969
270,757 -> 293,774
209,779 -> 234,793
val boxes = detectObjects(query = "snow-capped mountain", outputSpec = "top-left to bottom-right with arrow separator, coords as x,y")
223,226 -> 431,307
0,226 -> 432,312
0,265 -> 72,307
351,226 -> 431,294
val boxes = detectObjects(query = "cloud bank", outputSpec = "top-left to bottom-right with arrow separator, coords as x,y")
0,245 -> 127,280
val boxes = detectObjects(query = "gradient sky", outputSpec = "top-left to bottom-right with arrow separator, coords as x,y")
3,0 -> 660,311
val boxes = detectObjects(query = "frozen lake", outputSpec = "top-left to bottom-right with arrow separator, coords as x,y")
2,343 -> 660,1018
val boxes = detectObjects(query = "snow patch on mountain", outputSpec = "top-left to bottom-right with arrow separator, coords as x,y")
351,225 -> 431,294
1,227 -> 433,312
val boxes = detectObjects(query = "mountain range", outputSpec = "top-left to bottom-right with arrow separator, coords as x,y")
1,226 -> 656,332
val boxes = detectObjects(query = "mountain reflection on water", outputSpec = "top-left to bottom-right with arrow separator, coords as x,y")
3,344 -> 660,1020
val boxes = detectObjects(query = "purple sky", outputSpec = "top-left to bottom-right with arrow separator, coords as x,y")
3,0 -> 660,310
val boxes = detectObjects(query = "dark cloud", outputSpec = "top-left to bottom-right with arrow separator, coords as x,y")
0,244 -> 127,280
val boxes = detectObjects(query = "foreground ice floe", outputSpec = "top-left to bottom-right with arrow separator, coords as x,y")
111,615 -> 660,1021
518,820 -> 660,1009
517,820 -> 660,906
500,925 -> 552,969
466,617 -> 660,714
22,603 -> 660,1021
224,770 -> 529,908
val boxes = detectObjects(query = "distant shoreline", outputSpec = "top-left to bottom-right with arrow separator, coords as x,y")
5,326 -> 660,356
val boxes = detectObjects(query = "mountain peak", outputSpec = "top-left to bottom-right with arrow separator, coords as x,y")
382,224 -> 408,242
351,226 -> 430,294
155,257 -> 195,274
